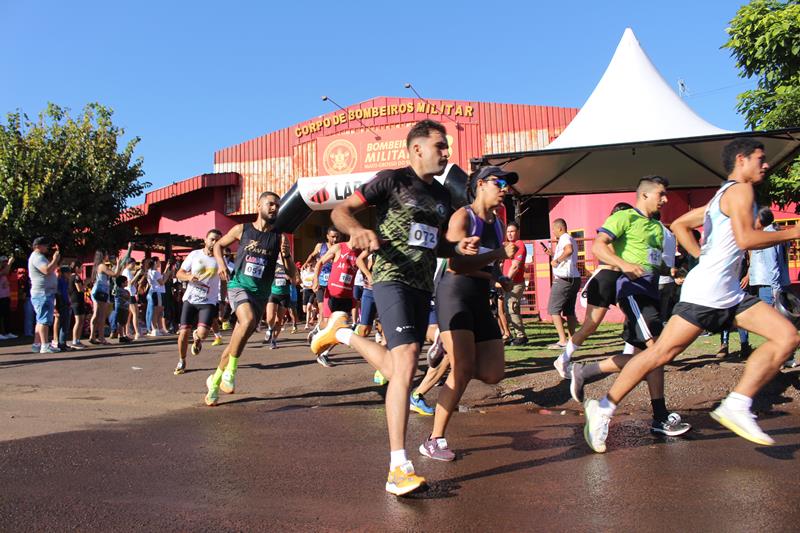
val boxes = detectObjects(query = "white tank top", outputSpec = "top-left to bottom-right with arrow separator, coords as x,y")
680,181 -> 750,309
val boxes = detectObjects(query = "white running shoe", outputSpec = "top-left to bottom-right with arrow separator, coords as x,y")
569,363 -> 585,402
220,370 -> 236,394
553,353 -> 571,379
711,402 -> 774,446
583,399 -> 611,453
5,333 -> 17,339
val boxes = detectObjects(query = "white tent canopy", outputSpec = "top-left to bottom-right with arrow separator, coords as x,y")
481,28 -> 800,196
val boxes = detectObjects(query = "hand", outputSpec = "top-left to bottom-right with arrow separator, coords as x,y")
191,276 -> 200,283
349,228 -> 380,252
457,236 -> 480,256
499,241 -> 517,260
550,259 -> 558,268
218,268 -> 230,283
312,282 -> 319,292
498,277 -> 513,292
281,240 -> 291,257
740,275 -> 749,290
622,262 -> 646,280
53,248 -> 61,262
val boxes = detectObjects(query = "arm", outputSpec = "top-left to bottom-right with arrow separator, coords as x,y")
213,224 -> 244,283
671,206 -> 707,259
114,243 -> 133,276
447,210 -> 514,273
592,233 -> 645,280
356,249 -> 372,285
304,243 -> 322,266
279,235 -> 296,278
313,245 -> 338,291
331,193 -> 380,251
551,243 -> 573,267
724,183 -> 800,250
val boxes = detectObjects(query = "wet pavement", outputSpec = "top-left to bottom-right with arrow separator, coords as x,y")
2,333 -> 800,531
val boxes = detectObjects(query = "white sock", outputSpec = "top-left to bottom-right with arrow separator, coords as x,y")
725,392 -> 752,412
623,343 -> 635,355
214,332 -> 221,339
335,327 -> 353,346
389,449 -> 407,469
598,396 -> 617,415
565,339 -> 580,358
583,361 -> 603,379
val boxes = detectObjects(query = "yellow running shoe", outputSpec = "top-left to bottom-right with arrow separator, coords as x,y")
221,321 -> 231,331
310,311 -> 349,355
205,374 -> 219,406
385,461 -> 426,496
373,370 -> 388,386
211,336 -> 223,346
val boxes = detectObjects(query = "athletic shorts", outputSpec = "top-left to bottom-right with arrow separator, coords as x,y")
359,288 -> 377,326
149,292 -> 164,307
548,277 -> 580,316
436,272 -> 501,343
673,294 -> 761,334
228,286 -> 267,323
180,302 -> 217,329
373,281 -> 431,350
316,286 -> 326,303
353,285 -> 364,301
618,293 -> 664,350
584,269 -> 621,308
302,289 -> 316,306
268,293 -> 291,307
322,294 -> 353,319
92,291 -> 110,304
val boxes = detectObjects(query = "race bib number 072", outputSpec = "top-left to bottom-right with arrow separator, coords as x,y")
407,223 -> 438,249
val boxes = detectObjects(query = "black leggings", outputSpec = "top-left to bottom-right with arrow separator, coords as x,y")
0,297 -> 9,334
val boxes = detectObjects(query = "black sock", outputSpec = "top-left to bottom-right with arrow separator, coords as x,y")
651,398 -> 668,422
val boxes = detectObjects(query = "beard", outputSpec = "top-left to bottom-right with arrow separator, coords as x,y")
262,211 -> 278,224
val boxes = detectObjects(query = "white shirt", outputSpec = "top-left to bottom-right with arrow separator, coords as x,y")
122,268 -> 138,294
147,269 -> 166,295
180,249 -> 221,305
552,233 -> 580,279
658,225 -> 677,285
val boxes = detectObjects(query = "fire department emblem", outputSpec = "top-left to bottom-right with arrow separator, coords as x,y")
322,139 -> 358,175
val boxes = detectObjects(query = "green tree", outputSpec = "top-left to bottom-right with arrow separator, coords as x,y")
724,0 -> 800,210
0,103 -> 150,257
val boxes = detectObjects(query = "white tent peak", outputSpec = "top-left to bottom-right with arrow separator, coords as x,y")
546,27 -> 730,150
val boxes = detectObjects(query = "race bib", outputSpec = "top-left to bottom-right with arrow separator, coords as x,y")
274,278 -> 287,287
186,283 -> 209,303
339,273 -> 353,284
647,248 -> 662,266
407,222 -> 438,249
244,262 -> 265,279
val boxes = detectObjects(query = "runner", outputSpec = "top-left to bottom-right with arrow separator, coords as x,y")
305,226 -> 341,314
300,259 -> 318,330
419,166 -> 517,461
566,177 -> 689,437
311,119 -> 479,495
173,229 -> 223,375
205,191 -> 293,406
583,139 -> 800,452
265,252 -> 293,349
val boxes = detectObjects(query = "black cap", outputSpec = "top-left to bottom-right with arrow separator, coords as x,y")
32,236 -> 51,246
470,165 -> 519,193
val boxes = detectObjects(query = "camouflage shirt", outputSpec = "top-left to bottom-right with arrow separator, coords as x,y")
357,167 -> 452,293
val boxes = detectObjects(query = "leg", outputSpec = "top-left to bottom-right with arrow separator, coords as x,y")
571,305 -> 608,346
414,354 -> 451,397
506,283 -> 527,340
473,338 -> 506,385
552,314 -> 567,344
72,314 -> 84,343
386,342 -> 420,451
431,331 -> 475,438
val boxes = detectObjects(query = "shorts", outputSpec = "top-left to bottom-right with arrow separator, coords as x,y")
31,294 -> 55,326
436,272 -> 501,343
302,289 -> 316,306
149,292 -> 164,307
673,294 -> 761,334
324,295 -> 353,318
584,269 -> 621,309
92,291 -> 110,304
618,293 -> 664,350
373,281 -> 431,350
353,285 -> 364,301
548,277 -> 580,316
130,294 -> 138,305
115,308 -> 130,328
268,293 -> 291,308
316,286 -> 326,303
359,288 -> 377,326
70,300 -> 87,316
180,302 -> 217,329
228,287 -> 267,323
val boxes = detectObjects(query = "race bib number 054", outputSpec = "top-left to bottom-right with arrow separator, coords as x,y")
407,223 -> 438,249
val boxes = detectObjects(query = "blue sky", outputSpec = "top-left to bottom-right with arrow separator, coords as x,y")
3,1 -> 753,201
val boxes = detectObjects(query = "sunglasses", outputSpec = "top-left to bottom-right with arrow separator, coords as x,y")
483,178 -> 509,191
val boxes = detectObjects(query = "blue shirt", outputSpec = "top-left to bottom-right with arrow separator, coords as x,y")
748,225 -> 790,290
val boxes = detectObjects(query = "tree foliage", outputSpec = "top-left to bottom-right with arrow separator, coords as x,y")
724,0 -> 800,210
0,103 -> 150,256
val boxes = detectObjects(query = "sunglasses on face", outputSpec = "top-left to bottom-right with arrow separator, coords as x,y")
483,178 -> 509,191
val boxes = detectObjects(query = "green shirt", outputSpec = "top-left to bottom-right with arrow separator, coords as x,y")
599,208 -> 664,272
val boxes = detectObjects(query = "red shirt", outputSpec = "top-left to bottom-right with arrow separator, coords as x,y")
327,243 -> 359,299
502,240 -> 527,284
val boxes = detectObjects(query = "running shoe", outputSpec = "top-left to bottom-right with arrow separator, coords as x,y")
0,334 -> 8,340
264,328 -> 273,343
310,311 -> 349,355
174,359 -> 186,375
511,337 -> 529,346
409,393 -> 435,416
31,343 -> 41,353
211,336 -> 223,347
426,334 -> 445,369
291,325 -> 298,334
710,403 -> 774,446
385,461 -> 426,496
191,331 -> 202,356
69,341 -> 85,350
306,324 -> 319,345
569,363 -> 585,403
553,353 -> 571,379
316,351 -> 334,367
419,437 -> 455,461
373,370 -> 388,385
583,399 -> 610,453
220,370 -> 236,394
375,332 -> 383,344
205,374 -> 219,406
546,342 -> 567,350
4,333 -> 17,339
650,413 -> 691,436
40,344 -> 60,354
270,338 -> 277,350
221,321 -> 231,331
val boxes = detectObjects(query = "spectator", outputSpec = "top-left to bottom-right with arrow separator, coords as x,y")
112,275 -> 132,343
0,255 -> 17,340
502,222 -> 528,346
68,261 -> 88,349
89,250 -> 116,345
28,236 -> 61,353
146,257 -> 173,336
18,268 -> 34,338
53,266 -> 72,350
545,218 -> 580,350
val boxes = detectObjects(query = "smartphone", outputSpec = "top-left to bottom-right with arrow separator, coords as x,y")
539,242 -> 549,251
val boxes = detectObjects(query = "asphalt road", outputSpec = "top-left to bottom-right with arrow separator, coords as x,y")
1,331 -> 799,531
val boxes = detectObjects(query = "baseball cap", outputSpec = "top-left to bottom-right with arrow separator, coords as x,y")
32,236 -> 51,246
470,166 -> 519,192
